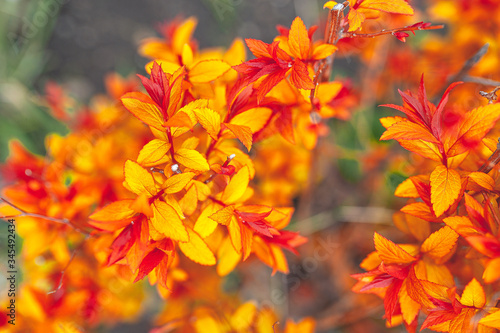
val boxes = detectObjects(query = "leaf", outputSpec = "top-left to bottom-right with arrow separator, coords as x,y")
479,309 -> 500,329
174,148 -> 210,171
450,308 -> 476,333
188,59 -> 231,83
151,200 -> 189,242
421,226 -> 459,260
461,278 -> 486,308
134,248 -> 166,282
430,165 -> 461,217
162,172 -> 195,194
210,205 -> 236,226
287,17 -> 310,59
347,8 -> 365,32
360,0 -> 414,15
178,228 -> 216,265
124,160 -> 157,197
443,216 -> 480,237
467,172 -> 495,191
224,123 -> 253,151
401,202 -> 440,222
193,107 -> 221,140
89,200 -> 135,222
381,119 -> 439,143
483,258 -> 500,283
217,236 -> 242,276
230,107 -> 272,133
289,60 -> 315,90
447,104 -> 500,156
394,178 -> 419,198
121,92 -> 165,130
221,166 -> 250,204
194,203 -> 221,237
374,232 -> 417,264
137,139 -> 171,166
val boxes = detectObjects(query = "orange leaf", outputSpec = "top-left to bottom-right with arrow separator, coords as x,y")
89,200 -> 135,222
137,139 -> 171,167
421,226 -> 458,261
151,200 -> 189,242
188,59 -> 231,83
289,60 -> 315,90
394,178 -> 419,198
224,123 -> 253,151
430,165 -> 461,217
401,202 -> 440,222
174,148 -> 210,171
447,103 -> 500,157
221,166 -> 250,204
443,216 -> 480,237
449,308 -> 476,333
483,258 -> 500,283
178,228 -> 216,265
287,17 -> 310,59
374,232 -> 417,264
381,119 -> 439,143
193,107 -> 221,140
121,92 -> 165,130
347,8 -> 365,32
124,160 -> 157,197
460,278 -> 486,308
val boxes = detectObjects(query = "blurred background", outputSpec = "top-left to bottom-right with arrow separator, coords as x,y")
0,0 -> 332,161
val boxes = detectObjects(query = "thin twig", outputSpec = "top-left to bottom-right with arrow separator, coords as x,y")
464,75 -> 500,87
434,43 -> 489,103
478,138 -> 500,174
479,86 -> 500,104
1,197 -> 70,226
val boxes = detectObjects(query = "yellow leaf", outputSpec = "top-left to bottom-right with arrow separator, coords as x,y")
189,59 -> 231,83
224,123 -> 253,151
162,172 -> 195,193
284,317 -> 316,333
178,228 -> 216,265
221,166 -> 250,204
421,226 -> 459,261
151,200 -> 189,242
360,0 -> 414,15
288,17 -> 310,59
174,148 -> 210,171
121,92 -> 165,130
172,17 -> 197,54
137,139 -> 171,166
131,193 -> 154,217
430,165 -> 461,217
347,8 -> 365,32
374,232 -> 417,264
479,309 -> 500,329
210,205 -> 236,225
194,203 -> 221,238
145,59 -> 181,75
468,172 -> 495,191
311,43 -> 337,60
231,302 -> 257,331
89,200 -> 135,221
461,278 -> 486,308
230,107 -> 272,133
217,236 -> 242,277
124,160 -> 157,197
193,107 -> 221,139
394,177 -> 419,198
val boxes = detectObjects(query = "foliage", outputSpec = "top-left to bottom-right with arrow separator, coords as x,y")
1,1 -> 500,332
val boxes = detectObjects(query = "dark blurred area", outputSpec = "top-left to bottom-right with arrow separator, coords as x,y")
0,0 -> 327,161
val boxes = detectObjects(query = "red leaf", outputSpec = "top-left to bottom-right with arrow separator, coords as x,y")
134,248 -> 166,282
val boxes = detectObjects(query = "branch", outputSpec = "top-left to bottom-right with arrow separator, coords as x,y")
342,22 -> 444,40
478,138 -> 500,174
